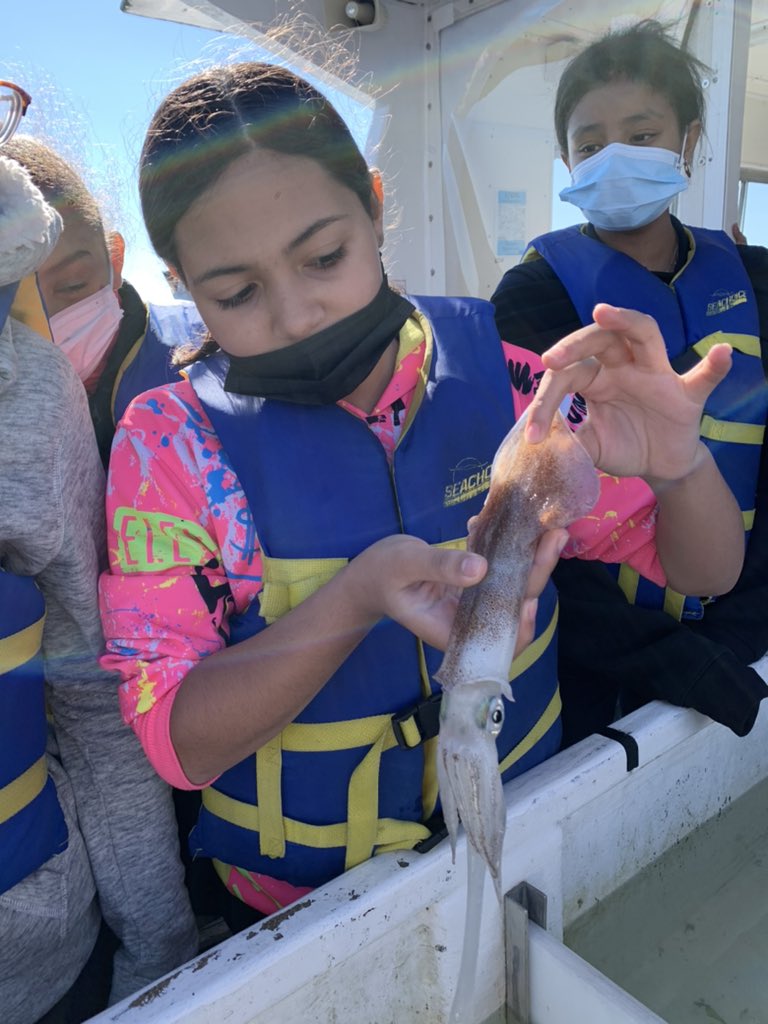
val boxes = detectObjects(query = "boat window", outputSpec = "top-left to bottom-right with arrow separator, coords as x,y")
739,179 -> 768,246
551,157 -> 585,232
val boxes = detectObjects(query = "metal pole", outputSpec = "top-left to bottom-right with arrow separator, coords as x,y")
504,882 -> 548,1024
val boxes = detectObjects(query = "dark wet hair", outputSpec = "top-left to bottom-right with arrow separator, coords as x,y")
3,135 -> 104,232
554,20 -> 708,154
139,62 -> 375,276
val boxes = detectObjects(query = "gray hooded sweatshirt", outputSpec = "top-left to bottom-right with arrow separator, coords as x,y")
0,157 -> 197,1023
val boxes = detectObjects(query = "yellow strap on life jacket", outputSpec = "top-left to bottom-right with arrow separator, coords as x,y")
497,688 -> 562,775
0,755 -> 47,825
211,859 -> 295,912
662,588 -> 687,620
256,739 -> 285,859
239,709 -> 439,864
619,564 -> 712,621
259,539 -> 468,626
255,536 -> 466,859
699,415 -> 764,446
345,725 -> 390,869
260,713 -> 429,867
693,332 -> 761,359
618,563 -> 688,621
692,334 -> 764,444
617,563 -> 640,605
0,614 -> 44,674
9,274 -> 51,341
246,535 -> 557,869
282,712 -> 393,750
201,786 -> 430,853
259,556 -> 348,624
210,614 -> 562,868
508,600 -> 558,681
109,316 -> 149,424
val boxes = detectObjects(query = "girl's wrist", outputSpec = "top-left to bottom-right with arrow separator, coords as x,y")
341,550 -> 384,629
642,441 -> 711,494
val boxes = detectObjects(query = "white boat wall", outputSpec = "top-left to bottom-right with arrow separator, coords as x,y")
89,691 -> 768,1023
96,0 -> 768,1019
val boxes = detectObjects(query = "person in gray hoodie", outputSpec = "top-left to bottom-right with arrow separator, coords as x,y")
0,83 -> 197,1024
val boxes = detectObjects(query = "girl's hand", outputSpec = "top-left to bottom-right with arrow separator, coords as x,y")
348,529 -> 567,652
525,303 -> 732,485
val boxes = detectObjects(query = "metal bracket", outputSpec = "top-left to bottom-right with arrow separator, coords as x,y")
504,881 -> 548,1024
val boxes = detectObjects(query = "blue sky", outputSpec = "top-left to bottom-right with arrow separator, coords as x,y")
4,2 -> 225,300
4,2 -> 377,302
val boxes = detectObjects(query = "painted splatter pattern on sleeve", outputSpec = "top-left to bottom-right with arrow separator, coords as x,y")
100,325 -> 430,778
100,380 -> 259,732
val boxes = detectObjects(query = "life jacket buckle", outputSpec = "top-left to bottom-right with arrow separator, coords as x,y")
391,691 -> 442,749
413,814 -> 448,854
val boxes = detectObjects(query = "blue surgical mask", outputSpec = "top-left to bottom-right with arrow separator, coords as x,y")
559,140 -> 689,231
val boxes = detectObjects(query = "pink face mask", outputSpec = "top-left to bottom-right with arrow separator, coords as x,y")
48,276 -> 123,381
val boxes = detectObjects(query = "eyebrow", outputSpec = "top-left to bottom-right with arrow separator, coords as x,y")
570,109 -> 665,142
45,248 -> 96,275
190,214 -> 349,286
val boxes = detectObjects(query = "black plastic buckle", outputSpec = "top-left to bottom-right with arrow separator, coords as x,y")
391,691 -> 443,749
413,814 -> 448,854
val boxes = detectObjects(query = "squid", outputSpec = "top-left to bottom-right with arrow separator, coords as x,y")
435,408 -> 599,1022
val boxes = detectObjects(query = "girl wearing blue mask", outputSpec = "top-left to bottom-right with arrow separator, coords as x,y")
492,20 -> 768,748
99,58 -> 744,932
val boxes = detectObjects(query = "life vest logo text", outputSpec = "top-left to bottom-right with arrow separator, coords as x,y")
444,458 -> 492,507
706,290 -> 747,317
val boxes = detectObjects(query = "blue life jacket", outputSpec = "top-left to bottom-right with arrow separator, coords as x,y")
0,281 -> 18,328
111,301 -> 206,425
0,571 -> 68,894
186,295 -> 561,890
528,224 -> 768,620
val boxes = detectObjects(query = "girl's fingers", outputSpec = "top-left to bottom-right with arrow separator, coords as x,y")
516,598 -> 538,655
541,305 -> 667,373
514,529 -> 567,655
680,343 -> 732,405
591,304 -> 670,369
526,528 -> 569,598
525,360 -> 599,443
423,546 -> 487,587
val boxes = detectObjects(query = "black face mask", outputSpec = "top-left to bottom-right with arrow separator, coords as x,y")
223,274 -> 416,405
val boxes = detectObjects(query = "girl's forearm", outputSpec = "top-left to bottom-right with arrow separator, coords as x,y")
647,443 -> 744,597
170,561 -> 377,785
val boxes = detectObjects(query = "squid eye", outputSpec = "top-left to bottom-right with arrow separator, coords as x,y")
486,696 -> 505,736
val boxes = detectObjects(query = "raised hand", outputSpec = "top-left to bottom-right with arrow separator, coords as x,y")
525,303 -> 732,485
